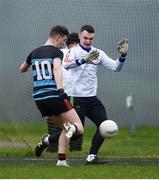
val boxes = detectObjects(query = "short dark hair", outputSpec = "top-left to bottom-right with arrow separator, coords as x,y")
49,25 -> 69,37
66,33 -> 79,47
80,25 -> 95,33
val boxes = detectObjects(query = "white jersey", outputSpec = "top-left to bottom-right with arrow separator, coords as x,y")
63,44 -> 126,97
61,48 -> 72,94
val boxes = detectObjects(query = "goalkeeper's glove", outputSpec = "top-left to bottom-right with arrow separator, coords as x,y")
57,88 -> 68,100
117,38 -> 128,56
75,49 -> 99,65
83,49 -> 100,63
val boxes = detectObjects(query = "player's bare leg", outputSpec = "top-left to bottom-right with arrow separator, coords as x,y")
59,108 -> 84,136
56,130 -> 70,167
35,109 -> 83,166
54,109 -> 84,166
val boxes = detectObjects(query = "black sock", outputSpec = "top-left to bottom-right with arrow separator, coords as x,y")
58,153 -> 66,160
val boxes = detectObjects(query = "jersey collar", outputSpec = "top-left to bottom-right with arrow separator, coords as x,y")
79,43 -> 91,52
43,40 -> 55,47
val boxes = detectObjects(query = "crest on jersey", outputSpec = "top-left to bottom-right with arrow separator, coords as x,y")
64,54 -> 75,63
91,58 -> 100,64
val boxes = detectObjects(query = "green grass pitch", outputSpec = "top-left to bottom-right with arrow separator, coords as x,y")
0,123 -> 159,178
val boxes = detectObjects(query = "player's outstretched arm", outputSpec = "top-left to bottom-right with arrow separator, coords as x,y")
117,38 -> 128,63
99,38 -> 128,72
64,49 -> 100,70
75,49 -> 99,65
83,49 -> 100,63
117,38 -> 128,55
20,53 -> 32,72
20,62 -> 31,73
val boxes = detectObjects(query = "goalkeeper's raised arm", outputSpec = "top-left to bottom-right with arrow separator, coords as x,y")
63,37 -> 128,72
63,48 -> 99,70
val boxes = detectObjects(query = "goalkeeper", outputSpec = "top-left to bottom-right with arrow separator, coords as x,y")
63,25 -> 128,164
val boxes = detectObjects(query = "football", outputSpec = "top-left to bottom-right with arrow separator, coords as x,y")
99,120 -> 118,138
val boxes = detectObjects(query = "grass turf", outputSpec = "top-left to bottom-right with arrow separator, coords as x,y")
0,123 -> 159,178
0,162 -> 159,179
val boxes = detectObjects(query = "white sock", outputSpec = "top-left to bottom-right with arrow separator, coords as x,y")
44,135 -> 50,145
86,154 -> 96,162
71,124 -> 76,133
58,160 -> 66,163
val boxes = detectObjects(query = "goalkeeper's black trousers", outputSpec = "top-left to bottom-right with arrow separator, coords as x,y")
72,96 -> 108,155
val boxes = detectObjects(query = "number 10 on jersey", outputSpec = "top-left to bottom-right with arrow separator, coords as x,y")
34,60 -> 52,80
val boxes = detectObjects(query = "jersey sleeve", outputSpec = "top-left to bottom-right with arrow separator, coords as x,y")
99,50 -> 125,72
63,48 -> 79,70
56,49 -> 64,62
25,53 -> 32,65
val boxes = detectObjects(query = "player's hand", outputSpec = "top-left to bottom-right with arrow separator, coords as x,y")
83,49 -> 100,63
117,38 -> 128,56
57,88 -> 68,100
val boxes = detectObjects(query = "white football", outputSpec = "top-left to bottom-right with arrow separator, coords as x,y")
99,120 -> 118,138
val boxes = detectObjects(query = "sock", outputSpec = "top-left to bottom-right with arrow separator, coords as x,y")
73,124 -> 78,133
86,154 -> 96,161
44,135 -> 50,145
58,153 -> 66,160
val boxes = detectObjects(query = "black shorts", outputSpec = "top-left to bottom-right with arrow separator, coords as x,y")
35,97 -> 73,117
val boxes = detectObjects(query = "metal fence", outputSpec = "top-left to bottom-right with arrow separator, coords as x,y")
0,0 -> 158,127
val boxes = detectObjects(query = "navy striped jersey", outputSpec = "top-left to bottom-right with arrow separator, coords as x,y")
26,45 -> 63,101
